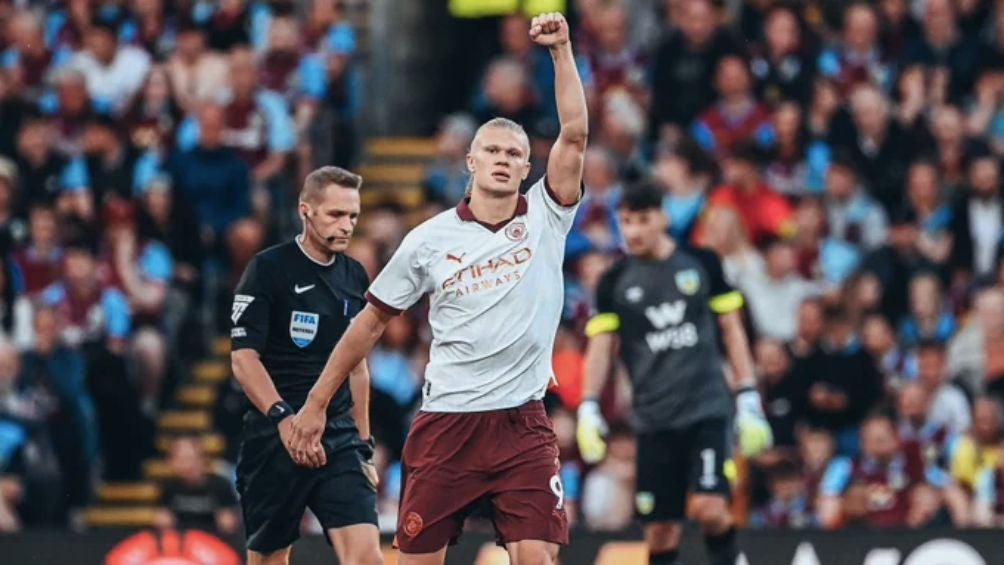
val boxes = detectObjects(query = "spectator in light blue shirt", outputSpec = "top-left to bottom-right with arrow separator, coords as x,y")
652,139 -> 715,244
823,156 -> 889,252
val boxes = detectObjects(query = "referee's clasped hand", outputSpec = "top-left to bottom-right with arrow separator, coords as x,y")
287,404 -> 328,468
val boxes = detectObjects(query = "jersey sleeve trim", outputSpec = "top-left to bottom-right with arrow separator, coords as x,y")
365,291 -> 403,316
585,313 -> 620,337
544,175 -> 584,208
709,290 -> 744,314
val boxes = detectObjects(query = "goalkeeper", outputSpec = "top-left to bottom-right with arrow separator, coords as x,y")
576,183 -> 772,565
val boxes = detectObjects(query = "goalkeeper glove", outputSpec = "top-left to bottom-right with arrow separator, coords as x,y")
735,386 -> 773,458
576,398 -> 608,464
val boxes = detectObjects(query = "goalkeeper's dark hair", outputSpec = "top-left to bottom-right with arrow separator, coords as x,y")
617,181 -> 664,212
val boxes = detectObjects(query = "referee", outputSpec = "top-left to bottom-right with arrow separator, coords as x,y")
230,166 -> 381,565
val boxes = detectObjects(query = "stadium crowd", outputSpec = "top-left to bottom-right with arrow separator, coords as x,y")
0,0 -> 358,531
1,0 -> 1004,541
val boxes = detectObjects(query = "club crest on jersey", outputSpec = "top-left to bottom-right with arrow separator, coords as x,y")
675,269 -> 700,295
505,221 -> 527,242
289,311 -> 319,348
232,295 -> 254,324
635,492 -> 655,515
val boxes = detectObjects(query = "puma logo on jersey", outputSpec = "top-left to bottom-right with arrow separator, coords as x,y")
446,252 -> 466,264
644,300 -> 687,329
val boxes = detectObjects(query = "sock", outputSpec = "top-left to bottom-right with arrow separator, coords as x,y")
704,527 -> 738,565
649,549 -> 679,564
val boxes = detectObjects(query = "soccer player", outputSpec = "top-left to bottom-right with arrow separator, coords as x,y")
576,182 -> 773,565
230,166 -> 381,565
287,13 -> 587,565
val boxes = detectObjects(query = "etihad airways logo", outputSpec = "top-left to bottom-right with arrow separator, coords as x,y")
442,247 -> 532,297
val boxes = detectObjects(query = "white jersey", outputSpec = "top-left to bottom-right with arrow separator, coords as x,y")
366,177 -> 580,412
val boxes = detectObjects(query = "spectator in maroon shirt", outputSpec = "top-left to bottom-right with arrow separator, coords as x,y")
4,11 -> 55,103
818,3 -> 895,97
691,55 -> 772,158
584,4 -> 647,101
259,15 -> 302,101
818,412 -> 941,528
14,204 -> 62,296
122,65 -> 183,154
750,458 -> 817,528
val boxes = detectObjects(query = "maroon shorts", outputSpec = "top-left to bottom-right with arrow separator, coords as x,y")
394,400 -> 569,554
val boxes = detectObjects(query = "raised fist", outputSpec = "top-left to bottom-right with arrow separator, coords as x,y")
529,12 -> 569,48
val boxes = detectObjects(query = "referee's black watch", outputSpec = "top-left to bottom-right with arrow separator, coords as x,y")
360,436 -> 376,461
266,400 -> 295,426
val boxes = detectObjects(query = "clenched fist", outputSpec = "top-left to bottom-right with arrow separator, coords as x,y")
529,12 -> 569,48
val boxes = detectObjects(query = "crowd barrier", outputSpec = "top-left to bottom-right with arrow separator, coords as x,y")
1,527 -> 1002,564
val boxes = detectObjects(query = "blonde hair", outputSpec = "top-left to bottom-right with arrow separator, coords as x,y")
465,117 -> 530,197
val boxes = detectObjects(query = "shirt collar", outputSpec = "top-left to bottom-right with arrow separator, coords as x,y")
455,194 -> 528,232
295,235 -> 336,266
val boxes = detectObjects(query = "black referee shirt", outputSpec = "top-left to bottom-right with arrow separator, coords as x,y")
231,238 -> 369,417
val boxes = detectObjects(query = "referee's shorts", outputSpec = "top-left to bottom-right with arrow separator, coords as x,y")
235,411 -> 377,553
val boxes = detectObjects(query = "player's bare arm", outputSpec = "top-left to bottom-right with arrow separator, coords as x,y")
582,332 -> 616,401
349,360 -> 372,442
717,310 -> 774,457
349,359 -> 379,487
716,311 -> 756,391
231,348 -> 299,461
532,13 -> 588,204
577,331 -> 617,463
288,304 -> 393,464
